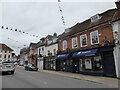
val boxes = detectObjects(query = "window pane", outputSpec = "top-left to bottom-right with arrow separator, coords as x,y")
80,34 -> 87,47
72,37 -> 78,48
90,31 -> 99,45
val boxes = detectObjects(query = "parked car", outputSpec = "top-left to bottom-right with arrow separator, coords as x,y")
1,61 -> 15,74
25,64 -> 38,71
19,60 -> 24,66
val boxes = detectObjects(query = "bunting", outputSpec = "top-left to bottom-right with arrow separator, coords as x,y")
57,0 -> 66,27
0,25 -> 40,38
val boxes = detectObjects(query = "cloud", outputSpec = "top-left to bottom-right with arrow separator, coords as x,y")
0,2 -> 116,55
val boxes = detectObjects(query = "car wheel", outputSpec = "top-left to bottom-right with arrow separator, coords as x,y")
11,71 -> 14,75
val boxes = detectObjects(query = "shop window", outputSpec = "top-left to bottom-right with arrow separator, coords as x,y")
90,30 -> 99,45
80,34 -> 87,47
93,56 -> 103,71
62,40 -> 67,50
79,56 -> 103,72
72,37 -> 78,49
70,59 -> 73,65
85,58 -> 92,70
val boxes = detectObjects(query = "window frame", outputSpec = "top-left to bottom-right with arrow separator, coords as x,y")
80,34 -> 88,47
90,30 -> 99,45
62,40 -> 67,50
72,37 -> 78,49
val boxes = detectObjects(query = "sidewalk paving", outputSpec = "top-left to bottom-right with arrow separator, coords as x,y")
39,69 -> 119,88
17,66 -> 119,88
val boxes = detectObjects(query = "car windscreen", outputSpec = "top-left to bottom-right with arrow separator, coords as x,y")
28,64 -> 35,67
3,62 -> 13,65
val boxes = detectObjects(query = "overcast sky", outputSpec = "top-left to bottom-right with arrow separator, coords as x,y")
0,0 -> 117,55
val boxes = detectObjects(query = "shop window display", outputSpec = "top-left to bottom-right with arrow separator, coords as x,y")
79,56 -> 103,72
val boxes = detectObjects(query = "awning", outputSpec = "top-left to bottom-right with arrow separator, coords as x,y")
55,54 -> 70,59
72,49 -> 98,58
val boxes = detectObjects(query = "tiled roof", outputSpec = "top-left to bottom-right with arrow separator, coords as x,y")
112,9 -> 120,22
0,43 -> 13,51
29,43 -> 37,49
59,9 -> 117,39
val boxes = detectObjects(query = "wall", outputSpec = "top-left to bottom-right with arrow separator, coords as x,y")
45,43 -> 58,56
38,46 -> 46,56
112,20 -> 120,78
58,23 -> 114,51
0,50 -> 12,61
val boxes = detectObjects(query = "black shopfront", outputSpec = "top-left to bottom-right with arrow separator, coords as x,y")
44,56 -> 56,70
56,54 -> 73,72
56,46 -> 116,77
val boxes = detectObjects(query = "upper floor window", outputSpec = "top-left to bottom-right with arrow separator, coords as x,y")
8,55 -> 10,58
91,14 -> 101,22
4,55 -> 6,58
53,49 -> 56,55
80,34 -> 87,47
72,37 -> 78,49
42,47 -> 44,51
5,51 -> 7,53
62,40 -> 67,50
90,30 -> 99,45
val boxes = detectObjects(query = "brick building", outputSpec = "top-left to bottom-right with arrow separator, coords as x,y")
56,6 -> 117,77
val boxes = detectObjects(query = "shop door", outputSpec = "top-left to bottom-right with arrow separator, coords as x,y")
102,52 -> 116,77
73,59 -> 79,73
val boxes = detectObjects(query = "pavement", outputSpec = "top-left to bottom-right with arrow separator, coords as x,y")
17,65 -> 119,88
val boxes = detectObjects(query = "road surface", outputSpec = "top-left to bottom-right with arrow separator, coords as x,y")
2,66 -> 114,88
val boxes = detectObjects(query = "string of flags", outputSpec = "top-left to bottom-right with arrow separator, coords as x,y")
8,37 -> 27,46
1,26 -> 40,38
57,0 -> 66,26
1,0 -> 65,39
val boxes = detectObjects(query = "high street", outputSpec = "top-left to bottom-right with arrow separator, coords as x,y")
2,66 -> 115,88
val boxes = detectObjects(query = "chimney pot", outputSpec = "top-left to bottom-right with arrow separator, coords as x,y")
115,0 -> 120,9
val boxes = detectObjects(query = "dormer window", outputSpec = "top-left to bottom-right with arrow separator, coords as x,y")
91,14 -> 101,22
65,28 -> 71,33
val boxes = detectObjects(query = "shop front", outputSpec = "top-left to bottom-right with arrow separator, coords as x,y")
72,49 -> 103,75
37,57 -> 44,70
72,46 -> 116,77
55,54 -> 73,72
44,56 -> 56,70
55,46 -> 116,77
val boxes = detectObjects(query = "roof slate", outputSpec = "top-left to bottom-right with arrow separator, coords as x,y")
59,9 -> 117,39
0,43 -> 13,51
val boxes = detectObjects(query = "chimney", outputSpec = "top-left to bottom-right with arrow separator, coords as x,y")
115,0 -> 120,9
